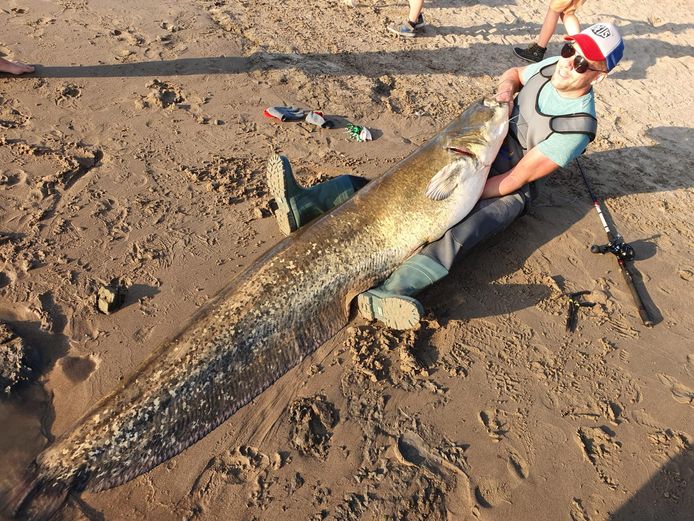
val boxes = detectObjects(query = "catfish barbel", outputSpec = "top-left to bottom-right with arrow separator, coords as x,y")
3,98 -> 508,520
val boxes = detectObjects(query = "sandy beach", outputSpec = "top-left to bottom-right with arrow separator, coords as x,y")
1,0 -> 693,519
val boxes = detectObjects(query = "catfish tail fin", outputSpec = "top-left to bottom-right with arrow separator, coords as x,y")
1,463 -> 74,521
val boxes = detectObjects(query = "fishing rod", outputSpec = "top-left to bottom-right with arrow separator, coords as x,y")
575,158 -> 654,327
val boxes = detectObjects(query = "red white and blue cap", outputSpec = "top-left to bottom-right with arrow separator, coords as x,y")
565,23 -> 624,72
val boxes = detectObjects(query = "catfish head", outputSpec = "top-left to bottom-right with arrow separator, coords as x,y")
426,98 -> 509,204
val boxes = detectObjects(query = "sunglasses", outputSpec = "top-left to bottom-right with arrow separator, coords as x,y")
561,43 -> 604,74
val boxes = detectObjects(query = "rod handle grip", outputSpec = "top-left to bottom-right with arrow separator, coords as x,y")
619,260 -> 654,327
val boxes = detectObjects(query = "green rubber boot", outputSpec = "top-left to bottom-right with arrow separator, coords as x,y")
266,153 -> 357,235
357,254 -> 449,330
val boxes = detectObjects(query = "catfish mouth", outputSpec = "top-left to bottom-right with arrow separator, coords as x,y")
446,146 -> 476,158
483,97 -> 508,108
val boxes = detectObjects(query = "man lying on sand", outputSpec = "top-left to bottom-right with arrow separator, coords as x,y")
267,22 -> 624,330
0,56 -> 35,75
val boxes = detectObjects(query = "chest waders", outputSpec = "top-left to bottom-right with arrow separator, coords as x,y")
414,62 -> 598,270
266,154 -> 369,236
360,67 -> 597,329
267,72 -> 597,329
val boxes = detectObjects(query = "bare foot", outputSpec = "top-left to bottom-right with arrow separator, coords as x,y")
0,57 -> 35,75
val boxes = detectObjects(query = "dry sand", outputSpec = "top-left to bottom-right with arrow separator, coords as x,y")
1,0 -> 693,519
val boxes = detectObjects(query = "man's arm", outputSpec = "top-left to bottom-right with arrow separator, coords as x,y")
483,62 -> 561,199
481,147 -> 559,199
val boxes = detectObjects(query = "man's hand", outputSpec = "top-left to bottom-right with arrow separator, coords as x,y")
495,85 -> 515,103
494,66 -> 526,116
495,90 -> 515,117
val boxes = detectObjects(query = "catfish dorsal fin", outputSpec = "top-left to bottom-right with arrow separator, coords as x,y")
425,160 -> 465,201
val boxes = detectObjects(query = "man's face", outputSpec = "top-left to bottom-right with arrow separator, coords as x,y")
551,43 -> 606,94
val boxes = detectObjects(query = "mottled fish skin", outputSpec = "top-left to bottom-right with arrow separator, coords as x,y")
3,99 -> 508,520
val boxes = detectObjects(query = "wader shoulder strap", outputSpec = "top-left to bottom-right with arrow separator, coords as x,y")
550,114 -> 597,141
535,64 -> 597,142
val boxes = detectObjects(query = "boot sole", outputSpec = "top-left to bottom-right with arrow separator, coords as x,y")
357,290 -> 423,330
266,154 -> 298,236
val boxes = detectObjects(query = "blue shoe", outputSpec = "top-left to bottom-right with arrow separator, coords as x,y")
387,19 -> 422,38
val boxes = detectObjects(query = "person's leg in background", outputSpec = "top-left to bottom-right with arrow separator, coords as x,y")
513,0 -> 583,63
558,0 -> 582,35
387,0 -> 426,38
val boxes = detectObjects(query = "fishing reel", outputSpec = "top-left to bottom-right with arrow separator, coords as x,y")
590,238 -> 635,261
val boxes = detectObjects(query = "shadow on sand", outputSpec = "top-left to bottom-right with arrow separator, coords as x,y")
30,17 -> 692,81
423,126 -> 692,326
611,445 -> 694,520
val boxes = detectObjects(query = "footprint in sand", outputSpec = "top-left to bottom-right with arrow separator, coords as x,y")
475,477 -> 512,508
479,409 -> 510,441
393,431 -> 472,516
137,79 -> 186,110
687,354 -> 694,376
475,447 -> 530,509
185,445 -> 281,515
570,497 -> 591,521
0,168 -> 27,187
392,430 -> 532,512
288,394 -> 339,460
0,99 -> 30,129
575,426 -> 622,489
0,270 -> 14,289
657,373 -> 694,407
55,83 -> 82,105
476,410 -> 531,508
506,449 -> 530,481
394,431 -> 448,475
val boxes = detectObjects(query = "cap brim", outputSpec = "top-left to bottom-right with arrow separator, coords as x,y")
564,34 -> 605,62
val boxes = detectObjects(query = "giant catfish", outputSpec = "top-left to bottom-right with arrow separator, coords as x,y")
3,98 -> 509,520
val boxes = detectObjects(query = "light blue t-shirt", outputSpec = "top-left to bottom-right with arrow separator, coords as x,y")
520,57 -> 596,167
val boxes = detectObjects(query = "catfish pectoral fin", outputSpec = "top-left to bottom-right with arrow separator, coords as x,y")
425,159 -> 465,201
